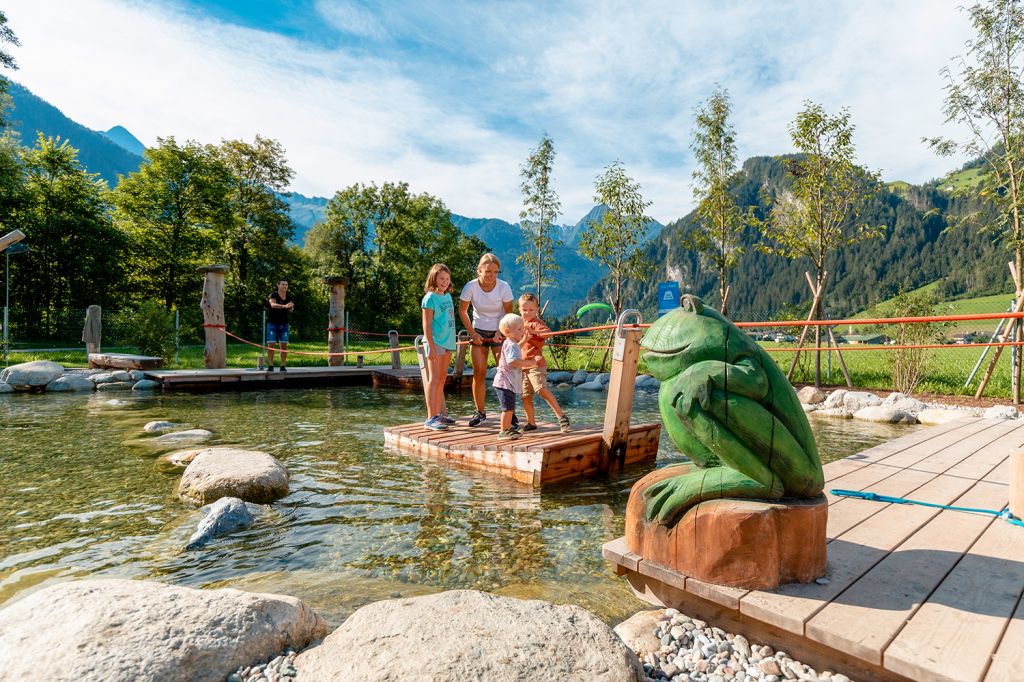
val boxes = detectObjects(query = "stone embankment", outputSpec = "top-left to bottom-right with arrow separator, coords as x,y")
798,387 -> 1019,424
0,360 -> 160,393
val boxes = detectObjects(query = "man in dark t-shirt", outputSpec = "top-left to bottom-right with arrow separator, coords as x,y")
266,280 -> 295,371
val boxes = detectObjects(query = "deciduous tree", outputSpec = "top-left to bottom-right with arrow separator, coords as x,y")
518,134 -> 561,303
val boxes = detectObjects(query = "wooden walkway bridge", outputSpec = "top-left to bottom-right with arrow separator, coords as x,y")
604,417 -> 1024,682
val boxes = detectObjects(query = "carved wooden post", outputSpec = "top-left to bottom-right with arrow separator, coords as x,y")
1011,451 -> 1024,520
82,305 -> 102,368
414,335 -> 431,418
600,310 -> 644,475
389,330 -> 401,369
198,264 -> 228,369
325,277 -> 347,367
453,330 -> 469,378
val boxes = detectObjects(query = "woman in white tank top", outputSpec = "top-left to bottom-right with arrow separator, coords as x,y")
458,253 -> 514,426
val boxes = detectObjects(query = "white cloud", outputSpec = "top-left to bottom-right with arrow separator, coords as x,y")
3,0 -> 978,225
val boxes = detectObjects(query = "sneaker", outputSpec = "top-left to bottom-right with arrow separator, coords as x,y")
522,423 -> 538,432
558,414 -> 571,433
438,414 -> 456,425
279,366 -> 287,372
511,414 -> 520,429
425,416 -> 448,431
468,411 -> 487,427
497,429 -> 521,441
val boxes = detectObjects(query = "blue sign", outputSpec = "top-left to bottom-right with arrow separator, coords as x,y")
657,281 -> 680,317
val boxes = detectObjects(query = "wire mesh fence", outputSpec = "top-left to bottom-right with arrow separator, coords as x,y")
6,295 -> 1024,399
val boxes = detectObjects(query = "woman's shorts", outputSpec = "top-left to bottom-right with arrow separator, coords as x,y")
474,327 -> 502,346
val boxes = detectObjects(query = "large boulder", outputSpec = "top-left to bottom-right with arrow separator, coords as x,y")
571,368 -> 589,384
144,421 -> 182,433
129,370 -> 147,381
0,382 -> 12,394
613,609 -> 663,657
596,372 -> 612,386
112,370 -> 132,382
133,379 -> 160,391
822,389 -> 847,409
547,370 -> 573,384
98,381 -> 134,392
156,448 -> 205,473
576,380 -> 605,391
46,374 -> 96,392
0,360 -> 64,390
152,429 -> 214,445
0,579 -> 327,682
853,406 -> 917,424
186,497 -> 256,550
843,391 -> 883,412
889,397 -> 928,415
178,448 -> 288,505
917,408 -> 967,426
797,386 -> 826,405
984,405 -> 1020,420
635,374 -> 660,391
811,407 -> 853,419
90,372 -> 116,384
295,590 -> 643,681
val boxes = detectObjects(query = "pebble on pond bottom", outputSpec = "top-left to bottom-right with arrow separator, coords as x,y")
638,608 -> 854,682
229,649 -> 297,682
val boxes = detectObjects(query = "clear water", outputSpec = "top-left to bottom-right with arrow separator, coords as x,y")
0,387 -> 918,625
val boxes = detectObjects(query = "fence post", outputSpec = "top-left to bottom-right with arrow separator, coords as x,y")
83,305 -> 102,368
414,335 -> 431,418
453,330 -> 469,379
197,264 -> 228,369
389,330 -> 401,369
1011,451 -> 1023,520
324,276 -> 346,367
2,304 -> 8,368
175,308 -> 181,366
599,310 -> 644,476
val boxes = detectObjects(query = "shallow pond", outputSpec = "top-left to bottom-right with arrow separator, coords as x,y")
0,387 -> 919,625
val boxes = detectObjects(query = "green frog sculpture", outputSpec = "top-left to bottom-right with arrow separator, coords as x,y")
641,295 -> 824,525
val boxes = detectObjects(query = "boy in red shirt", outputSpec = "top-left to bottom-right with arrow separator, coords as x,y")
518,293 -> 571,433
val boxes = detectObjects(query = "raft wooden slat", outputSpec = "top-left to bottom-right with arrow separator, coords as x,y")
603,417 -> 1024,682
88,352 -> 164,370
383,420 -> 660,485
142,365 -> 389,389
371,367 -> 473,390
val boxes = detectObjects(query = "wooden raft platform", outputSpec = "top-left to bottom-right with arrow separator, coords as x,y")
603,417 -> 1024,682
384,419 -> 661,486
143,365 -> 380,390
371,367 -> 473,391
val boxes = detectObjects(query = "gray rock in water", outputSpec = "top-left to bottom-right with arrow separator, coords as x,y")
821,389 -> 847,409
111,370 -> 132,382
853,406 -> 917,424
46,374 -> 96,392
547,371 -> 573,384
883,392 -> 908,405
984,405 -> 1020,420
843,391 -> 883,412
90,372 -> 115,384
295,590 -> 643,681
576,380 -> 605,391
153,429 -> 214,445
0,382 -> 12,394
129,370 -> 147,381
178,447 -> 288,505
917,408 -> 966,426
571,368 -> 588,384
0,360 -> 64,390
186,497 -> 256,550
810,407 -> 853,419
98,381 -> 133,392
796,386 -> 826,405
889,397 -> 928,415
0,579 -> 326,682
132,379 -> 160,391
596,372 -> 612,386
144,421 -> 180,432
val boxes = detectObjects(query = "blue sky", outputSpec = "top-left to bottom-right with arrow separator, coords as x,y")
5,0 -> 975,223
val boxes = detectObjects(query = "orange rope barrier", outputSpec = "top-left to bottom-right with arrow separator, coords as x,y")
221,329 -> 420,358
764,341 -> 1024,352
734,311 -> 1024,328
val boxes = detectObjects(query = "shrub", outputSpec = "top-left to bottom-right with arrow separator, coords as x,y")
886,290 -> 945,394
115,300 -> 176,361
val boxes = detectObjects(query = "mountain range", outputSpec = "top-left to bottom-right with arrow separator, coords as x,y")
5,80 -> 661,316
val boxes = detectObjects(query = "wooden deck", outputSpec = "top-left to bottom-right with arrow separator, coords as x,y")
384,419 -> 661,486
142,365 -> 472,391
604,417 -> 1024,682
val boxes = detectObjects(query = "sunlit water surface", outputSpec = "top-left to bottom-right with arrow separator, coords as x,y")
0,387 -> 919,625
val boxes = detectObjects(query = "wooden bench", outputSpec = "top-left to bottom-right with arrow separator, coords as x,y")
88,353 -> 164,370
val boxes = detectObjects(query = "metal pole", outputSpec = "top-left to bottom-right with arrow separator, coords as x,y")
174,308 -> 180,366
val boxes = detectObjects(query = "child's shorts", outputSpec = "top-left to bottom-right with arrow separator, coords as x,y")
522,366 -> 547,397
495,387 -> 518,411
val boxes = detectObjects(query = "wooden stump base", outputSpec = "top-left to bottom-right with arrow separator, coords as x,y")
625,466 -> 827,590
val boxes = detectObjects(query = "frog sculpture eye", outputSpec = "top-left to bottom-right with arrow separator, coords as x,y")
640,295 -> 824,525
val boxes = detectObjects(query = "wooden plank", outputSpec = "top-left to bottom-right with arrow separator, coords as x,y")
874,420 -> 1002,469
986,586 -> 1024,681
806,480 -> 1005,665
822,458 -> 870,483
910,420 -> 1024,475
850,418 -> 981,464
884,486 -> 1023,682
944,428 -> 1024,481
826,467 -> 938,539
89,352 -> 164,370
740,473 -> 978,635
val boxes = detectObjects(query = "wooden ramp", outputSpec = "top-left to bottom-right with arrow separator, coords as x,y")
384,420 -> 661,486
143,365 -> 379,390
604,417 -> 1024,682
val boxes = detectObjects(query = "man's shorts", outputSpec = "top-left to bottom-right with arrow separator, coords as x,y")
267,323 -> 289,344
522,366 -> 547,398
494,386 -> 518,411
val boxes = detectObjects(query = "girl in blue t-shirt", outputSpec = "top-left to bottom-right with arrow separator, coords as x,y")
421,263 -> 457,430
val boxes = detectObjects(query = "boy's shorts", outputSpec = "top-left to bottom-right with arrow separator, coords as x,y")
495,386 -> 518,411
267,323 -> 289,343
522,366 -> 547,397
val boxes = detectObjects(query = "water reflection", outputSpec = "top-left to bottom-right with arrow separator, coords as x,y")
0,386 -> 918,624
